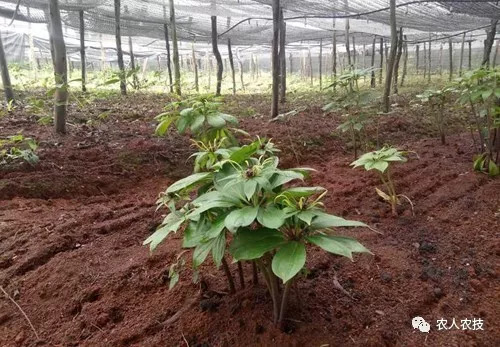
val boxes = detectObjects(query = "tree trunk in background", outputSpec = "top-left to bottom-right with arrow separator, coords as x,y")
382,0 -> 397,113
427,36 -> 431,83
352,36 -> 356,67
308,49 -> 313,85
379,37 -> 384,85
401,36 -> 408,87
289,53 -> 293,74
319,38 -> 323,90
448,39 -> 453,81
482,19 -> 498,67
468,41 -> 472,70
271,0 -> 280,118
192,42 -> 199,92
163,22 -> 173,93
236,49 -> 245,91
114,0 -> 126,95
439,43 -> 443,75
370,36 -> 376,87
279,9 -> 286,103
49,0 -> 68,134
211,16 -> 223,96
0,31 -> 14,102
423,42 -> 427,80
227,39 -> 236,95
169,0 -> 181,95
393,27 -> 403,94
459,32 -> 465,76
415,44 -> 419,75
79,10 -> 86,92
129,36 -> 139,90
332,29 -> 337,90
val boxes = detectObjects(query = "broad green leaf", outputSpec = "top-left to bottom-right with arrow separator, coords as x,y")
190,114 -> 206,133
155,116 -> 176,136
244,179 -> 258,201
193,239 -> 214,268
204,214 -> 227,239
257,205 -> 286,229
143,215 -> 184,251
230,228 -> 285,260
206,113 -> 226,128
306,234 -> 370,260
218,113 -> 238,124
182,222 -> 204,248
229,141 -> 260,163
310,212 -> 368,229
211,232 -> 226,268
367,160 -> 388,173
271,170 -> 304,188
297,210 -> 317,225
277,187 -> 326,200
225,206 -> 259,232
176,114 -> 190,134
166,172 -> 212,193
271,241 -> 306,283
488,160 -> 499,177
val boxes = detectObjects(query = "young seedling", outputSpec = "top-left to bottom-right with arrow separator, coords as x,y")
0,134 -> 39,166
416,86 -> 454,145
351,147 -> 413,216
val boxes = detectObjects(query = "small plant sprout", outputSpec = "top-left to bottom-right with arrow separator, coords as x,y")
351,147 -> 414,216
416,86 -> 454,145
0,134 -> 39,166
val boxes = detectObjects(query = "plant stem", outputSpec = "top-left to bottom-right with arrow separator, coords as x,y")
237,261 -> 245,289
221,256 -> 236,294
252,261 -> 259,285
278,279 -> 294,330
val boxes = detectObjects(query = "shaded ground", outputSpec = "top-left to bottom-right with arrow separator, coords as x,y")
0,93 -> 499,346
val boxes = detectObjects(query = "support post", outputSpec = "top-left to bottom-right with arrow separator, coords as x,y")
192,42 -> 199,92
271,0 -> 280,118
49,0 -> 68,133
401,36 -> 408,87
114,0 -> 126,95
382,0 -> 396,113
236,48 -> 245,91
393,27 -> 403,94
423,41 -> 427,80
482,19 -> 498,67
459,32 -> 465,76
439,42 -> 443,75
352,35 -> 356,67
468,41 -> 472,70
278,8 -> 286,102
415,44 -> 419,75
427,36 -> 431,83
211,16 -> 223,96
163,19 -> 173,92
227,39 -> 236,95
448,39 -> 453,81
129,36 -> 139,89
318,38 -> 323,90
379,37 -> 384,85
79,10 -> 86,92
332,28 -> 337,89
170,0 -> 181,95
0,31 -> 14,102
370,36 -> 376,87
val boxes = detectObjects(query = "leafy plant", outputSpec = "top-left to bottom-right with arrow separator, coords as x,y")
351,147 -> 413,216
416,86 -> 454,145
145,138 -> 370,327
453,67 -> 499,176
0,134 -> 39,166
155,94 -> 241,145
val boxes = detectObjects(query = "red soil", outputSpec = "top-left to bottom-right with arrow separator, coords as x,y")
0,93 -> 498,346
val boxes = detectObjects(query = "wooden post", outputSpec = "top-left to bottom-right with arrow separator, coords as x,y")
379,37 -> 383,85
493,40 -> 499,67
227,39 -> 236,95
423,41 -> 427,80
401,36 -> 408,87
448,39 -> 453,81
427,36 -> 431,83
271,0 -> 280,118
318,38 -> 323,90
393,27 -> 403,94
211,16 -> 223,96
163,21 -> 173,92
345,21 -> 351,66
114,0 -> 126,95
279,9 -> 286,103
192,42 -> 199,92
352,35 -> 356,67
482,19 -> 498,67
362,43 -> 366,69
99,34 -> 105,70
439,42 -> 443,75
382,0 -> 396,113
129,36 -> 139,89
289,53 -> 293,74
170,0 -> 181,95
459,33 -> 465,76
468,41 -> 472,70
0,31 -> 14,102
308,48 -> 313,85
79,10 -> 86,92
415,44 -> 419,75
332,28 -> 337,89
49,0 -> 68,133
370,36 -> 376,87
236,48 -> 245,91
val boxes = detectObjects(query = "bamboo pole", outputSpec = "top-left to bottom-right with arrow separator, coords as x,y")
114,0 -> 126,95
415,44 -> 419,75
271,0 -> 280,118
448,38 -> 453,81
427,36 -> 431,83
332,28 -> 337,89
49,0 -> 68,133
79,10 -> 86,92
0,31 -> 14,102
468,40 -> 472,70
279,8 -> 286,102
379,37 -> 383,85
382,0 -> 397,113
169,0 -> 181,95
439,42 -> 443,75
319,38 -> 323,90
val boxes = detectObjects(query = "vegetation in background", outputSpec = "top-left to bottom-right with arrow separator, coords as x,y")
0,134 -> 39,166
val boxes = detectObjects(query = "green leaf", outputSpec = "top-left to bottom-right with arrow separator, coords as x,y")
193,239 -> 214,268
191,114 -> 206,133
257,205 -> 286,229
225,206 -> 259,232
166,172 -> 212,193
243,179 -> 258,201
271,170 -> 304,188
488,160 -> 499,177
310,212 -> 368,229
182,222 -> 204,248
204,214 -> 227,239
229,141 -> 260,163
271,241 -> 306,283
211,232 -> 226,268
297,210 -> 317,225
155,116 -> 176,136
230,228 -> 285,260
206,113 -> 226,128
143,214 -> 184,251
306,235 -> 370,260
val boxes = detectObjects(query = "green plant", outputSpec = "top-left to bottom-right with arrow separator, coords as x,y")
0,134 -> 39,166
155,94 -> 241,144
145,138 -> 370,327
416,86 -> 454,145
351,147 -> 413,216
454,67 -> 499,176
